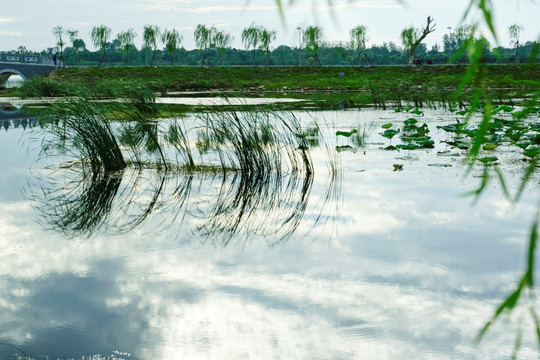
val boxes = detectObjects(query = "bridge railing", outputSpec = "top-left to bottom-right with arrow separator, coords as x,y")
0,53 -> 54,65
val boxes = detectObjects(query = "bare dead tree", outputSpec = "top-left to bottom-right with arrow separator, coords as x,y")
401,16 -> 436,65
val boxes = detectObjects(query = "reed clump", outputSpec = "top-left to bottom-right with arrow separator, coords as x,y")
41,98 -> 126,174
32,100 -> 338,243
15,76 -> 84,98
91,79 -> 160,115
197,107 -> 312,177
38,95 -> 315,183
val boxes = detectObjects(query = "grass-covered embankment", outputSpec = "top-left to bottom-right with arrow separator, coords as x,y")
5,64 -> 538,109
45,64 -> 538,92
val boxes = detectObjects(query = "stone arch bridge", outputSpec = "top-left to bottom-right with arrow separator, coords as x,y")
0,55 -> 55,88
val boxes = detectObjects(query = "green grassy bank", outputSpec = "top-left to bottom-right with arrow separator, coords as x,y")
5,64 -> 538,110
46,64 -> 537,92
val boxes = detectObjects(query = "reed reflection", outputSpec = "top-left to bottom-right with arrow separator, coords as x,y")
29,170 -> 123,238
30,164 -> 339,244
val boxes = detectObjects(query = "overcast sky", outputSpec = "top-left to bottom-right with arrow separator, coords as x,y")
1,0 -> 538,52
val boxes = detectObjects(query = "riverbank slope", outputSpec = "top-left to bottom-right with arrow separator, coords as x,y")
45,65 -> 537,92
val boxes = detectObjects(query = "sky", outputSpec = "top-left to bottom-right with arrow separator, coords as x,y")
0,0 -> 538,52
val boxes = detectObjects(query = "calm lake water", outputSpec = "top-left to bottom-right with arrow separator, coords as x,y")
0,106 -> 538,359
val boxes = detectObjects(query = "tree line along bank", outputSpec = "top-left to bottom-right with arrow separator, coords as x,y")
5,22 -> 538,67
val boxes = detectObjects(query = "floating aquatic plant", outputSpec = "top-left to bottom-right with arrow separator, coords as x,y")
336,129 -> 358,137
380,128 -> 400,140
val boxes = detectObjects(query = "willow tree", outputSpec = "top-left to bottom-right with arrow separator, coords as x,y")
90,25 -> 112,67
66,29 -> 83,65
350,25 -> 368,65
242,23 -> 262,66
401,16 -> 436,65
214,30 -> 233,65
117,28 -> 137,64
194,24 -> 215,66
508,24 -> 524,63
452,24 -> 473,64
303,25 -> 323,66
143,25 -> 161,66
52,26 -> 66,67
161,29 -> 183,65
259,28 -> 277,65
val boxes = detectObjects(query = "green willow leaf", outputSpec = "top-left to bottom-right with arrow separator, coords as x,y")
515,157 -> 538,202
494,167 -> 511,201
528,40 -> 539,65
526,214 -> 538,287
476,277 -> 525,343
479,0 -> 497,41
511,326 -> 523,360
530,306 -> 540,345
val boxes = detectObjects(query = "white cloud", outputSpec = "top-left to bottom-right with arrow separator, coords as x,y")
0,31 -> 23,37
140,0 -> 201,12
317,0 -> 404,11
188,5 -> 278,14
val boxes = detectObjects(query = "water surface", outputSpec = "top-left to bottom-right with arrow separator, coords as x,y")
0,107 -> 538,359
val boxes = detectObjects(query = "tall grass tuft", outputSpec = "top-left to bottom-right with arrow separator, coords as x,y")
121,80 -> 159,115
90,79 -> 159,115
117,105 -> 168,170
41,97 -> 126,174
15,76 -> 84,98
164,120 -> 195,169
197,106 -> 313,177
188,106 -> 320,244
30,103 -> 341,244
